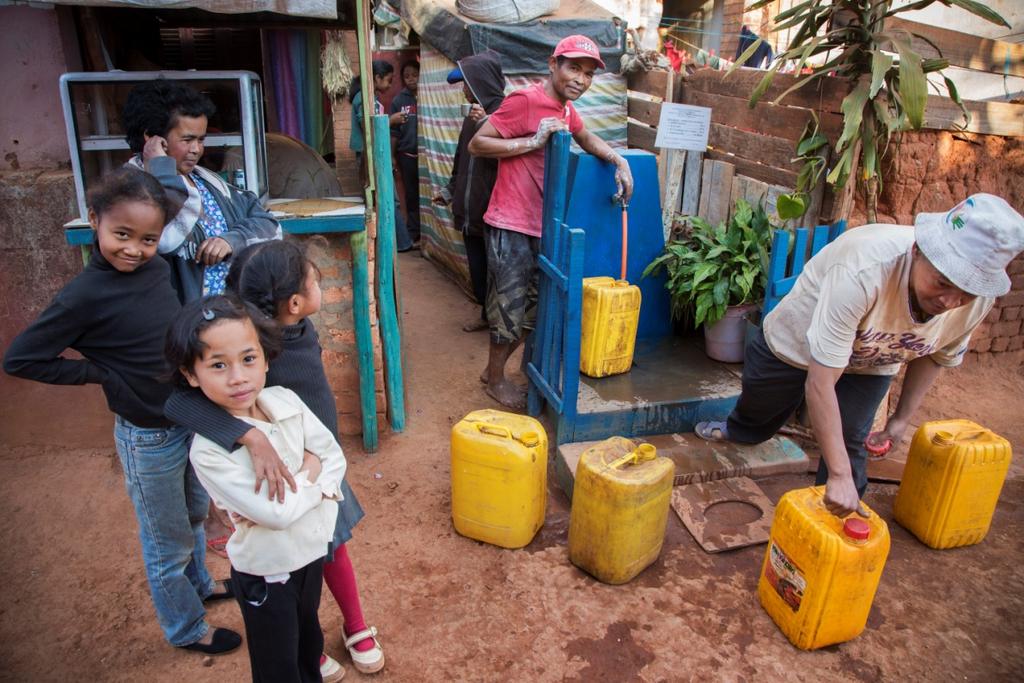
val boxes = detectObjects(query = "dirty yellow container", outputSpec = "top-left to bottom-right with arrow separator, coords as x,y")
759,486 -> 890,650
579,276 -> 641,378
894,420 -> 1012,549
450,410 -> 548,549
568,437 -> 674,584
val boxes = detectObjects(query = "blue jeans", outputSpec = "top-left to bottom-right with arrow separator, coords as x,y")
113,417 -> 214,646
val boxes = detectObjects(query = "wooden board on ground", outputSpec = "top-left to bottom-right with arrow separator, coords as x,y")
681,151 -> 703,216
805,453 -> 907,484
661,149 -> 687,239
671,477 -> 776,553
557,432 -> 809,490
698,159 -> 735,227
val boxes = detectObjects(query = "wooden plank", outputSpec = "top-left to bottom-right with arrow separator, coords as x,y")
627,120 -> 658,153
704,148 -> 798,190
671,477 -> 776,553
661,150 -> 687,239
681,151 -> 703,216
728,175 -> 771,220
887,17 -> 1024,78
686,67 -> 848,114
682,89 -> 844,144
698,159 -> 735,227
628,94 -> 662,127
627,68 -> 682,99
709,123 -> 799,172
923,95 -> 1024,137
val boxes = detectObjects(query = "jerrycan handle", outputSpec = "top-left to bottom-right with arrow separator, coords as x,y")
608,443 -> 657,470
472,422 -> 513,440
932,427 -> 988,446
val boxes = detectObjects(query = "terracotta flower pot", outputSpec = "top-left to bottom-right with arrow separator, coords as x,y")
704,304 -> 759,363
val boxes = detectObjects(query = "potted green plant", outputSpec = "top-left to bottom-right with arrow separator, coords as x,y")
644,198 -> 775,362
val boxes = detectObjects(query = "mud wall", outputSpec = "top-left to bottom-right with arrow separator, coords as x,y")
852,129 -> 1024,363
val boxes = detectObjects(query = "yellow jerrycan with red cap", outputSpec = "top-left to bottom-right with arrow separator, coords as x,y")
894,419 -> 1012,549
759,486 -> 890,650
568,437 -> 674,584
450,409 -> 548,549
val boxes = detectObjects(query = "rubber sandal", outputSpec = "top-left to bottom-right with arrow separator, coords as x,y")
865,432 -> 892,461
203,579 -> 234,603
181,627 -> 242,655
207,534 -> 230,560
320,653 -> 346,682
695,420 -> 730,442
344,626 -> 385,674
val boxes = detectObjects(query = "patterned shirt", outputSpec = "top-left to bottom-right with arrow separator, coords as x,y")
194,176 -> 230,295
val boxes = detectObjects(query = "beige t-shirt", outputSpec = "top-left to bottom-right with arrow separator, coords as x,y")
763,224 -> 992,376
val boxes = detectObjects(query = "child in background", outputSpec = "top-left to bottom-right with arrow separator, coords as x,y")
165,240 -> 385,676
390,60 -> 420,246
166,295 -> 345,682
3,168 -> 240,655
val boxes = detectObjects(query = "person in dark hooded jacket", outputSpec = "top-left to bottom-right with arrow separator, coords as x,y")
433,51 -> 506,332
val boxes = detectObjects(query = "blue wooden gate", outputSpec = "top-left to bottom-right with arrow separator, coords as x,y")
526,133 -> 585,425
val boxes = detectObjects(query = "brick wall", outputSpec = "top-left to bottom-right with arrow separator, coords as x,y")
301,226 -> 388,441
720,0 -> 746,64
969,254 -> 1024,361
332,31 -> 362,195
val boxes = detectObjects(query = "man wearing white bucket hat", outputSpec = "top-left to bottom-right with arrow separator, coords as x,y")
696,194 -> 1024,517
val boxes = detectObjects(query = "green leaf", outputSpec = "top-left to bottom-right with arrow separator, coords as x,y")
712,277 -> 729,306
942,0 -> 1010,28
796,132 -> 828,156
772,0 -> 811,22
692,262 -> 717,289
943,76 -> 972,128
727,38 -> 764,76
749,60 -> 783,107
869,50 -> 893,99
733,198 -> 753,227
891,37 -> 927,130
836,80 -> 870,153
921,58 -> 949,73
777,193 -> 807,220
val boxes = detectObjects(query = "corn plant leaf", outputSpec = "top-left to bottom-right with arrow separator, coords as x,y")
727,38 -> 764,76
749,60 -> 784,107
772,0 -> 812,23
891,37 -> 927,129
836,80 -> 870,153
941,0 -> 1011,28
943,75 -> 972,128
921,58 -> 949,73
869,50 -> 893,99
797,132 -> 829,156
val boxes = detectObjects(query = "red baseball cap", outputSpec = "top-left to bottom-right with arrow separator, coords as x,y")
552,34 -> 605,69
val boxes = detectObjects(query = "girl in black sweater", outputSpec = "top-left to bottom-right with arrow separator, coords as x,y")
165,240 -> 384,678
3,169 -> 241,655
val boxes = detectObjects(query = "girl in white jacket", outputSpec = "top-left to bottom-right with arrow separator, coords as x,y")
166,294 -> 345,683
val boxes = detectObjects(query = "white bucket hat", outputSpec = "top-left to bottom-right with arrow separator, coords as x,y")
915,193 -> 1024,297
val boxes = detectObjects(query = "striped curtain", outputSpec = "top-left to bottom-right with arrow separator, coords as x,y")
266,29 -> 330,155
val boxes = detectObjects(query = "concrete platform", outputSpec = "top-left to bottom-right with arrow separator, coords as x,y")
554,432 -> 809,500
560,336 -> 744,444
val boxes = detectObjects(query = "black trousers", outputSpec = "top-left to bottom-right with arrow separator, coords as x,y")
726,328 -> 893,495
231,558 -> 325,683
464,230 -> 488,321
398,154 -> 420,242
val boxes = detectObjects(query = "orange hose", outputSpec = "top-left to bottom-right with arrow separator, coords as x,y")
620,206 -> 628,281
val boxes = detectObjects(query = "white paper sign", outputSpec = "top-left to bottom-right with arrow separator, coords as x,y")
654,103 -> 712,151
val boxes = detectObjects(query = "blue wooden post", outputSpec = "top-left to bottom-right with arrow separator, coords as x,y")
350,229 -> 379,452
371,114 -> 406,432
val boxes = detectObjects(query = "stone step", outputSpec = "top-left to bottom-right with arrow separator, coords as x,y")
554,432 -> 809,501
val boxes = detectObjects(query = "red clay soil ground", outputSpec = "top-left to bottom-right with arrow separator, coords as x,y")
1,253 -> 1023,682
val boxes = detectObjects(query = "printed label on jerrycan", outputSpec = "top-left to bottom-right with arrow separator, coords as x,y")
765,541 -> 806,612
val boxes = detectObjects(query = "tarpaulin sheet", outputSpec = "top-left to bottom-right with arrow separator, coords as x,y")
416,42 -> 626,292
26,0 -> 336,19
402,0 -> 624,76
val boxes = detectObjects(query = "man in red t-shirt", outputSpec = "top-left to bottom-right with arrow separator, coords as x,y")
468,34 -> 634,409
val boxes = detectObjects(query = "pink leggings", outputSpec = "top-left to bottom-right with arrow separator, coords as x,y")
321,543 -> 374,651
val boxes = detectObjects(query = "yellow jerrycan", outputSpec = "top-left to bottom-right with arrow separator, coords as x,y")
568,437 -> 674,584
579,277 -> 641,378
759,486 -> 890,650
894,420 -> 1012,549
450,410 -> 548,549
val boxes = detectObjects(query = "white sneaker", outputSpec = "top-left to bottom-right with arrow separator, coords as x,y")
344,626 -> 385,674
320,653 -> 345,682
